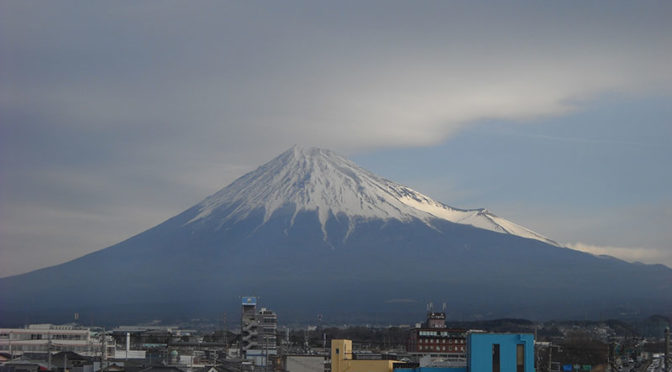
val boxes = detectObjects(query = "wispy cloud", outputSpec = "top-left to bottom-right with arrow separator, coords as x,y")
486,131 -> 663,148
2,2 -> 671,155
481,201 -> 672,270
567,242 -> 671,268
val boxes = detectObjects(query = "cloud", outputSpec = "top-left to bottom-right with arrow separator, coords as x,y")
566,242 -> 671,268
2,2 -> 671,154
473,200 -> 672,270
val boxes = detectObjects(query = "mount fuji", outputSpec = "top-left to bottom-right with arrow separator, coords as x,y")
188,146 -> 557,246
1,146 -> 670,325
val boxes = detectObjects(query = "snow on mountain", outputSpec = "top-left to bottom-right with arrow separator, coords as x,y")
187,146 -> 558,246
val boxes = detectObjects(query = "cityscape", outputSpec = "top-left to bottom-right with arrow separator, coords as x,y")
1,297 -> 670,372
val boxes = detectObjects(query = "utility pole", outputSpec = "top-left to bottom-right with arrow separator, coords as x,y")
609,342 -> 616,372
665,327 -> 670,372
240,297 -> 243,364
262,318 -> 266,372
48,333 -> 52,371
101,328 -> 107,371
222,312 -> 227,348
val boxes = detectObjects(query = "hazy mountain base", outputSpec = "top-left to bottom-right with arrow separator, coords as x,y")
1,206 -> 670,327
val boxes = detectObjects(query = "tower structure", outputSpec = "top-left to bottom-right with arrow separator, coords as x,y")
241,296 -> 259,358
240,297 -> 278,368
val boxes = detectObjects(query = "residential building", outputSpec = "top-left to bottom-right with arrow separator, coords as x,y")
240,297 -> 278,368
241,297 -> 259,354
0,324 -> 114,358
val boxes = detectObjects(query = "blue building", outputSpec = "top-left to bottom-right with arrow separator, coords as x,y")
395,332 -> 534,372
468,333 -> 534,372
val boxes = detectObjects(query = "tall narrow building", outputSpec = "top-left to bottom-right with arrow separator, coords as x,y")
257,307 -> 278,353
240,297 -> 278,368
241,297 -> 259,356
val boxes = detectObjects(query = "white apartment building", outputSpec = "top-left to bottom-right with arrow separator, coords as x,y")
0,324 -> 115,357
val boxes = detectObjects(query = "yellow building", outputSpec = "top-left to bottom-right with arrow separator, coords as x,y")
331,339 -> 400,372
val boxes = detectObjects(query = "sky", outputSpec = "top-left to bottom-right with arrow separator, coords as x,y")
1,1 -> 671,277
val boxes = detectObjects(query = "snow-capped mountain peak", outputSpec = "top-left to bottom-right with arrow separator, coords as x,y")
188,145 -> 558,246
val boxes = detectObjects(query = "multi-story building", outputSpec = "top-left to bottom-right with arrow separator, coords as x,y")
241,296 -> 260,354
331,339 -> 403,372
257,307 -> 277,352
466,333 -> 534,372
240,297 -> 278,368
407,312 -> 467,363
334,333 -> 534,372
0,324 -> 115,357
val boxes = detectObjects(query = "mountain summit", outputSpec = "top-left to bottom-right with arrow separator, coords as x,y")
1,146 -> 670,326
188,146 -> 557,245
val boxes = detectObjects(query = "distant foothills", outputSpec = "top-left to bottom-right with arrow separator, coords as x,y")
1,146 -> 671,326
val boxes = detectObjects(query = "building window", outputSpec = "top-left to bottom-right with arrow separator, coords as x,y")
516,344 -> 525,372
492,344 -> 500,372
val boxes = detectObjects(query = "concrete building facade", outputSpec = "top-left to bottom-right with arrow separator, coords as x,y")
0,324 -> 114,357
279,355 -> 326,372
336,332 -> 535,372
240,297 -> 278,367
407,312 -> 467,364
467,333 -> 534,372
241,297 -> 259,354
331,339 -> 400,372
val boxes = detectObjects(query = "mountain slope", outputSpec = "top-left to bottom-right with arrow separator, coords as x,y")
0,146 -> 669,326
188,146 -> 557,245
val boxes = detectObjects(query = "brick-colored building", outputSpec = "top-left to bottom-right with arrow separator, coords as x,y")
407,312 -> 467,358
